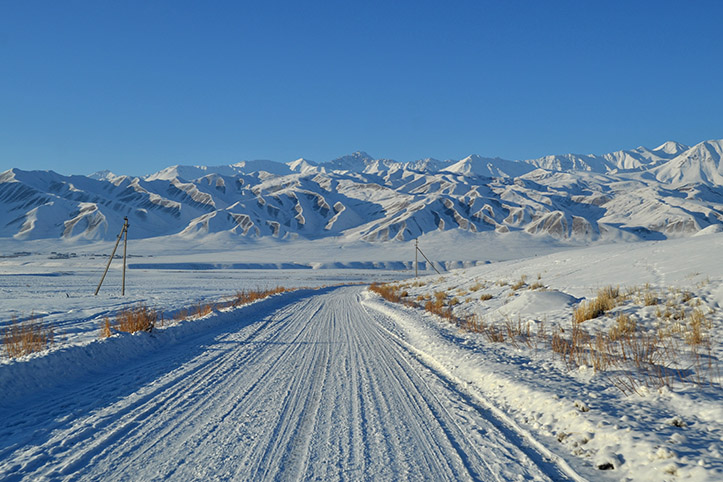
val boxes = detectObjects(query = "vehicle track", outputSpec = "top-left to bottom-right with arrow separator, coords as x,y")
0,286 -> 577,481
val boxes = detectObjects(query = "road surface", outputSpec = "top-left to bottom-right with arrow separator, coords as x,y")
0,286 -> 575,481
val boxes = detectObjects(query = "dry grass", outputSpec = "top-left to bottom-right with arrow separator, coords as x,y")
369,283 -> 402,303
504,318 -> 533,347
424,291 -> 455,321
99,317 -> 112,339
573,286 -> 620,323
174,308 -> 189,322
511,275 -> 527,291
3,314 -> 55,358
461,314 -> 484,333
470,281 -> 485,291
643,291 -> 658,306
369,279 -> 718,394
686,309 -> 707,345
480,293 -> 493,301
115,304 -> 157,333
195,303 -> 214,318
609,313 -> 637,341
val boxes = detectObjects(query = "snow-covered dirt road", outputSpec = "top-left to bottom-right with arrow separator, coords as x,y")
0,286 -> 579,481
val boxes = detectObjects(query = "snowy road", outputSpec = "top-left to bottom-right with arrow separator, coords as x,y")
1,286 -> 575,481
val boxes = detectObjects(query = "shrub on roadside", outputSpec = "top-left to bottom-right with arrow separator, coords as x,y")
3,314 -> 54,358
115,304 -> 157,333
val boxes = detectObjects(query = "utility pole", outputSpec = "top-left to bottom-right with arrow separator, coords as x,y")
415,238 -> 418,278
122,217 -> 129,296
415,239 -> 442,275
95,217 -> 129,296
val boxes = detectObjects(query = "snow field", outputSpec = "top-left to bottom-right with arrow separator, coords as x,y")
1,233 -> 721,480
363,233 -> 723,481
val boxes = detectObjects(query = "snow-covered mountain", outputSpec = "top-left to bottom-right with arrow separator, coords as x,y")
1,139 -> 722,242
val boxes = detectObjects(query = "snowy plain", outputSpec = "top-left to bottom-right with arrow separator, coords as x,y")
0,231 -> 721,480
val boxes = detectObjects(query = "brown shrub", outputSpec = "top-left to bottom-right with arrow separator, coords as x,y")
609,313 -> 636,341
3,314 -> 55,358
369,283 -> 401,303
99,317 -> 112,339
573,286 -> 620,323
235,286 -> 287,306
511,275 -> 527,290
115,304 -> 157,333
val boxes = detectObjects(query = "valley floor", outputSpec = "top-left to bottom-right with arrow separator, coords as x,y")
1,233 -> 721,481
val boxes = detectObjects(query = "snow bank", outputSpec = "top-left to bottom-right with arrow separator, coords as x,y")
0,289 -> 320,407
363,233 -> 723,481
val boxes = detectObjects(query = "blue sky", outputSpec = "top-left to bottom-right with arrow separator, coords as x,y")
1,0 -> 722,175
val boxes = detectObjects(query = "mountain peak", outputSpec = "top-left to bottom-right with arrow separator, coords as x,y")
333,151 -> 374,162
653,141 -> 688,156
287,158 -> 319,173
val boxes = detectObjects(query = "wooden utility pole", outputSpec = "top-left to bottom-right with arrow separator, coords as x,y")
415,239 -> 442,275
122,217 -> 129,296
415,238 -> 418,278
95,217 -> 129,296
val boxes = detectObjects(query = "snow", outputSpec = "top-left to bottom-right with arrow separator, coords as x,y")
4,138 -> 722,243
1,233 -> 721,480
362,232 -> 723,481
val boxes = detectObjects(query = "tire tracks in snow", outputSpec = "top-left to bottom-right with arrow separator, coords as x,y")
362,294 -> 588,482
2,286 -> 580,481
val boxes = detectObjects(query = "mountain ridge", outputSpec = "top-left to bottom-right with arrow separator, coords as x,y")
2,139 -> 721,243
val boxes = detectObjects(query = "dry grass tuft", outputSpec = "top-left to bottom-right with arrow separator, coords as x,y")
424,292 -> 455,321
528,281 -> 546,290
643,291 -> 658,306
609,313 -> 637,341
511,275 -> 527,291
461,314 -> 484,333
115,304 -> 157,333
480,293 -> 493,301
99,317 -> 112,339
195,303 -> 214,318
573,286 -> 620,323
369,283 -> 402,303
686,309 -> 707,345
3,314 -> 55,358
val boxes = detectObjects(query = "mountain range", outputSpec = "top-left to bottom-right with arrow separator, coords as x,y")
1,139 -> 722,243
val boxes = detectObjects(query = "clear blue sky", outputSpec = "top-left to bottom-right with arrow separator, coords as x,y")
1,0 -> 722,175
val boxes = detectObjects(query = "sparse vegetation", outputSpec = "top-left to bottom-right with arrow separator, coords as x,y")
368,279 -> 719,395
3,314 -> 54,358
470,281 -> 485,291
608,313 -> 636,341
195,302 -> 214,318
9,285 -> 309,357
573,286 -> 620,323
643,291 -> 658,306
241,286 -> 286,304
115,304 -> 158,333
99,317 -> 112,339
511,275 -> 527,291
369,283 -> 402,303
